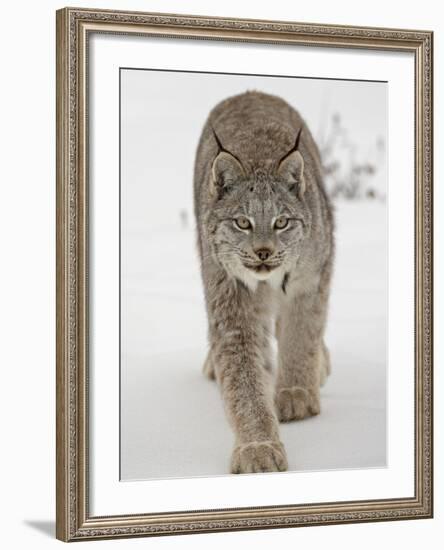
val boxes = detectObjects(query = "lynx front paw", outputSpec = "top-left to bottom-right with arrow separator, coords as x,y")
231,440 -> 288,474
276,386 -> 320,422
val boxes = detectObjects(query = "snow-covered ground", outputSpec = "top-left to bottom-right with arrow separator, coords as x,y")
120,200 -> 387,481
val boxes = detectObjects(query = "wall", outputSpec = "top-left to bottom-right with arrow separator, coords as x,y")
0,0 -> 441,548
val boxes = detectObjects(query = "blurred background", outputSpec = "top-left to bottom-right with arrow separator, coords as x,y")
120,69 -> 387,481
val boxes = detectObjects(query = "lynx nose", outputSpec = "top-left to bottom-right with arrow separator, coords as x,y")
254,248 -> 273,261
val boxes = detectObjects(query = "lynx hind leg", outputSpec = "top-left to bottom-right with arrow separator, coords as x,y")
202,349 -> 216,380
320,341 -> 331,387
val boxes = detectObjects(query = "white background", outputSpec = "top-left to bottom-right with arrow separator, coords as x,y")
0,0 -> 441,548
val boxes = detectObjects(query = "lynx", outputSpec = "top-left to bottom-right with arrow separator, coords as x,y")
193,91 -> 334,474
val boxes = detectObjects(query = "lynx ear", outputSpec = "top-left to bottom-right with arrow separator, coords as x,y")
277,128 -> 305,197
277,150 -> 305,196
210,126 -> 245,196
211,151 -> 245,194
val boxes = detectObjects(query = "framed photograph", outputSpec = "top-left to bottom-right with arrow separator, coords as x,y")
56,7 -> 433,541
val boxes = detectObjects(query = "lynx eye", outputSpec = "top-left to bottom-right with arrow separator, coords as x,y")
274,216 -> 289,230
234,216 -> 252,230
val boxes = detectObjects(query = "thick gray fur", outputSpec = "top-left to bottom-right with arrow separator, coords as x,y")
193,91 -> 334,474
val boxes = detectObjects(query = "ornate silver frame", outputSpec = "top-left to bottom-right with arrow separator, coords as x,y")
56,7 -> 433,541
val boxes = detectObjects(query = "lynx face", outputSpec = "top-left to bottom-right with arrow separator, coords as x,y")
203,128 -> 310,289
208,177 -> 309,289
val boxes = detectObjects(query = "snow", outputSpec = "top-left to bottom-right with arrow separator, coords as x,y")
120,200 -> 387,481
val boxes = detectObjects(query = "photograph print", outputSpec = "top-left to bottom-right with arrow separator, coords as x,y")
120,68 -> 387,480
